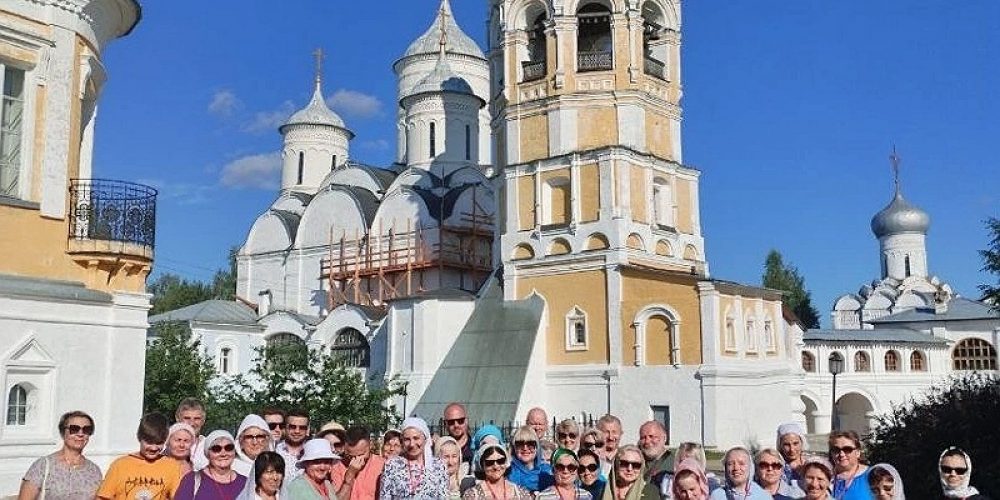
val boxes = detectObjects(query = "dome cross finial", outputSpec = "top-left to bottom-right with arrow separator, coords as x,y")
438,2 -> 449,59
889,144 -> 902,195
312,47 -> 325,89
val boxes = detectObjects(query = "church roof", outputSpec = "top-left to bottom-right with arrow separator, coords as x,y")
347,161 -> 398,190
871,190 -> 930,238
281,79 -> 350,133
333,185 -> 380,226
803,328 -> 948,345
149,300 -> 259,326
869,297 -> 999,324
402,0 -> 485,60
409,56 -> 477,98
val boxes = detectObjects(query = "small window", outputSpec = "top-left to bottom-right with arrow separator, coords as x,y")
6,384 -> 27,426
764,321 -> 775,352
219,347 -> 232,375
724,317 -> 736,351
566,306 -> 588,350
745,320 -> 757,353
429,122 -> 436,158
650,405 -> 670,445
884,350 -> 900,372
801,352 -> 816,372
331,328 -> 370,368
854,351 -> 871,372
904,255 -> 912,277
910,351 -> 926,372
332,155 -> 337,171
297,152 -> 304,184
1,66 -> 26,198
465,125 -> 471,161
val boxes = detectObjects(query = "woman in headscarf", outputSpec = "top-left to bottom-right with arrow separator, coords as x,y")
234,415 -> 274,478
378,417 -> 449,499
777,423 -> 809,486
708,447 -> 770,500
461,443 -> 533,499
507,425 -> 554,493
663,442 -> 721,496
176,430 -> 248,500
535,448 -> 593,499
866,463 -> 904,500
434,437 -> 466,499
938,447 -> 990,500
602,444 -> 658,500
828,431 -> 872,500
166,423 -> 197,476
672,459 -> 710,500
578,449 -> 607,499
470,424 -> 504,452
755,448 -> 804,500
799,457 -> 835,500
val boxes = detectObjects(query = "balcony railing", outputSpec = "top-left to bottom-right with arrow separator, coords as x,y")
644,56 -> 666,80
522,59 -> 546,82
69,179 -> 157,249
578,51 -> 613,72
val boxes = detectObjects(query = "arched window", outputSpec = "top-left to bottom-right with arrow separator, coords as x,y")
523,13 -> 548,82
566,306 -> 588,350
952,338 -> 998,371
910,351 -> 926,371
854,351 -> 871,372
763,321 -> 775,352
465,125 -> 471,161
219,347 -> 232,375
577,3 -> 613,72
641,1 -> 667,79
652,178 -> 673,227
745,320 -> 757,353
331,155 -> 337,171
429,122 -> 436,158
266,333 -> 308,367
801,351 -> 816,372
0,66 -> 26,198
297,152 -> 304,184
884,350 -> 900,372
331,328 -> 370,368
724,317 -> 736,351
904,255 -> 912,277
6,384 -> 27,426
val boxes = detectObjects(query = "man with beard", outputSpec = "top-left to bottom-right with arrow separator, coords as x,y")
639,420 -> 672,492
597,414 -> 622,476
275,408 -> 310,481
330,426 -> 385,499
442,403 -> 472,466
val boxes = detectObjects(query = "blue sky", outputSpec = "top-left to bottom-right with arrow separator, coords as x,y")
94,1 -> 999,325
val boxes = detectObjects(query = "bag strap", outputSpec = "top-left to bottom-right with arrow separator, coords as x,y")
39,457 -> 50,500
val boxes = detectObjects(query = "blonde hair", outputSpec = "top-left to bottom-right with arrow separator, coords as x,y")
511,425 -> 537,444
675,442 -> 707,469
556,419 -> 580,436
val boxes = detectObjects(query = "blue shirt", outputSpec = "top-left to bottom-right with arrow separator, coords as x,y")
832,468 -> 873,500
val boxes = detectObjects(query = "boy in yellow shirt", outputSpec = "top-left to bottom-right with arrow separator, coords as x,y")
98,412 -> 183,500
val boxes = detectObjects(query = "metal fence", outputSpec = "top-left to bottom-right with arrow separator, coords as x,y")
69,178 -> 157,248
578,51 -> 613,72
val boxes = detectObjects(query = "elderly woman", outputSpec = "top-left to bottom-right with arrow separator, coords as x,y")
938,447 -> 990,500
507,425 -> 554,493
19,411 -> 103,500
536,448 -> 593,499
581,428 -> 605,453
556,419 -> 581,452
471,424 -> 504,452
237,452 -> 285,500
777,423 -> 809,486
578,449 -> 607,499
235,415 -> 274,478
800,457 -> 835,500
461,443 -> 532,499
603,444 -> 658,500
285,439 -> 338,500
434,437 -> 467,499
177,430 -> 248,500
755,448 -> 804,500
672,459 -> 711,500
381,430 -> 402,459
828,431 -> 872,500
379,417 -> 449,499
708,447 -> 770,500
167,423 -> 197,475
866,463 -> 904,500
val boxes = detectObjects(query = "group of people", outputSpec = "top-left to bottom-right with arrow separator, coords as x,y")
15,400 -> 991,500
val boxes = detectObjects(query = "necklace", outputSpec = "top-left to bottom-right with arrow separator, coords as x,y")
485,479 -> 507,500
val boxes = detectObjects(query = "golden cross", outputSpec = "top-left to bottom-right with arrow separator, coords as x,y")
312,47 -> 325,84
889,145 -> 901,192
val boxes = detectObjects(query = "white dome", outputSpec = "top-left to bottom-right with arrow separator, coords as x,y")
402,0 -> 485,60
871,190 -> 930,238
280,80 -> 349,132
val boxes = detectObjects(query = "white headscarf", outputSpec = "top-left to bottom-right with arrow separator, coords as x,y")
203,430 -> 237,459
401,417 -> 434,465
165,422 -> 196,457
939,448 -> 979,498
776,422 -> 810,451
869,463 -> 906,500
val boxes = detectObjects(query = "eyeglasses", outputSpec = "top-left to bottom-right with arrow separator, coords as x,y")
580,463 -> 600,473
66,425 -> 95,436
444,417 -> 466,426
242,434 -> 269,442
582,441 -> 604,449
267,422 -> 284,430
514,440 -> 537,449
757,462 -> 782,471
618,460 -> 642,470
209,444 -> 236,453
557,432 -> 578,440
483,457 -> 507,467
940,466 -> 968,475
829,446 -> 857,455
286,424 -> 309,431
331,441 -> 344,449
554,463 -> 579,472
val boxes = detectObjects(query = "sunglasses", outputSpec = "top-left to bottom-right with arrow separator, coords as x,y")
445,417 -> 466,426
757,462 -> 783,471
940,466 -> 968,475
555,463 -> 579,472
829,446 -> 856,455
287,424 -> 309,431
582,441 -> 604,449
66,425 -> 95,436
580,463 -> 600,473
514,440 -> 537,449
267,422 -> 284,430
331,441 -> 344,448
618,460 -> 642,470
557,432 -> 578,440
242,433 -> 269,442
209,444 -> 236,453
483,457 -> 507,467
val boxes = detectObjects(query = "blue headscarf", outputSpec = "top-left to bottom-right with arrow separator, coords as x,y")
506,432 -> 553,492
472,425 -> 505,451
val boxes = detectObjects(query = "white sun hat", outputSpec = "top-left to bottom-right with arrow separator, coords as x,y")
296,438 -> 340,468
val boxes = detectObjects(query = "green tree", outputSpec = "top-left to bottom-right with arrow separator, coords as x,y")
762,250 -> 821,329
980,217 -> 1000,308
149,247 -> 239,315
144,321 -> 216,417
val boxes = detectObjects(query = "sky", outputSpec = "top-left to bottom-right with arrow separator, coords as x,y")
93,1 -> 999,326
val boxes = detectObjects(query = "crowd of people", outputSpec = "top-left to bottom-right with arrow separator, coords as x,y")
15,399 -> 991,500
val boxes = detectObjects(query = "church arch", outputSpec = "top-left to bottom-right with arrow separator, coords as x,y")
909,350 -> 927,371
548,238 -> 573,256
884,350 -> 900,372
683,244 -> 700,261
576,2 -> 614,72
585,233 -> 610,251
952,338 -> 997,371
245,210 -> 298,255
801,351 -> 816,372
626,233 -> 644,251
512,243 -> 536,261
836,392 -> 875,435
295,187 -> 373,250
331,328 -> 370,368
853,350 -> 871,372
632,304 -> 682,366
800,394 -> 819,434
654,239 -> 673,257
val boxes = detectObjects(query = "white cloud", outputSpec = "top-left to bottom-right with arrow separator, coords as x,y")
208,89 -> 242,117
241,101 -> 296,134
362,139 -> 391,151
327,89 -> 383,119
219,152 -> 283,190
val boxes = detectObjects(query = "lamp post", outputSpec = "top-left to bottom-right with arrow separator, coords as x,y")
828,353 -> 844,431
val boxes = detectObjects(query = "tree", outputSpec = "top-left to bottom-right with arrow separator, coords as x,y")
980,217 -> 1000,308
149,246 -> 239,315
762,250 -> 821,329
866,372 -> 1000,495
144,321 -> 216,417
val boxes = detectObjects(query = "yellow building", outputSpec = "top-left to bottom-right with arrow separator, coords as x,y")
0,0 -> 151,492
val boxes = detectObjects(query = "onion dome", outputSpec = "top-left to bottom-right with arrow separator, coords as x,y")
871,190 -> 930,238
409,56 -> 477,98
403,0 -> 485,60
280,78 -> 348,132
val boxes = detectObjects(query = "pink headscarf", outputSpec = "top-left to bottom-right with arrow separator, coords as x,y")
672,458 -> 710,499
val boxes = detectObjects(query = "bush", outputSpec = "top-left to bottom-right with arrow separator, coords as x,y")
866,372 -> 1000,495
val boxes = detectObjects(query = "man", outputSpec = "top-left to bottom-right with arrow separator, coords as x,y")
175,398 -> 208,470
638,420 -> 672,491
526,407 -> 548,440
443,402 -> 473,465
262,406 -> 286,443
597,414 -> 622,476
98,413 -> 183,500
330,425 -> 386,500
276,408 -> 310,481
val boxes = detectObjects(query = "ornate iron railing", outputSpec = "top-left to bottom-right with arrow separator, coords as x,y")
69,179 -> 157,248
644,56 -> 666,80
522,60 -> 546,82
578,51 -> 613,72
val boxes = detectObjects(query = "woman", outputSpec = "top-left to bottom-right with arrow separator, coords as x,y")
578,449 -> 607,499
460,443 -> 532,499
800,457 -> 835,500
285,439 -> 338,500
434,437 -> 466,499
777,423 -> 809,486
580,428 -> 605,453
381,430 -> 402,459
379,417 -> 449,499
755,448 -> 804,500
828,431 -> 872,500
866,463 -> 905,500
507,425 -> 554,493
602,444 -> 658,500
19,411 -> 103,500
471,424 -> 504,452
237,452 -> 285,500
672,459 -> 710,500
708,447 -> 770,500
663,442 -> 720,496
556,419 -> 581,452
234,415 -> 274,478
939,447 -> 991,500
176,430 -> 248,500
536,448 -> 593,499
166,423 -> 197,475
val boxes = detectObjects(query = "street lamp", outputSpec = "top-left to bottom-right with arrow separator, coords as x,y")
828,352 -> 844,431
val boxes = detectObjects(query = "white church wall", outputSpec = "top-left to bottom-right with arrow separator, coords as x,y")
698,363 -> 801,449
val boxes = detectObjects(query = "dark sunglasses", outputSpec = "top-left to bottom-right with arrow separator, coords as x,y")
267,422 -> 284,430
483,457 -> 507,467
554,463 -> 579,472
580,463 -> 600,473
209,444 -> 236,453
66,424 -> 95,436
940,466 -> 968,475
618,460 -> 642,470
582,441 -> 604,449
286,424 -> 309,431
829,446 -> 856,455
242,433 -> 269,442
514,440 -> 537,449
557,432 -> 578,439
445,417 -> 466,426
757,462 -> 782,471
